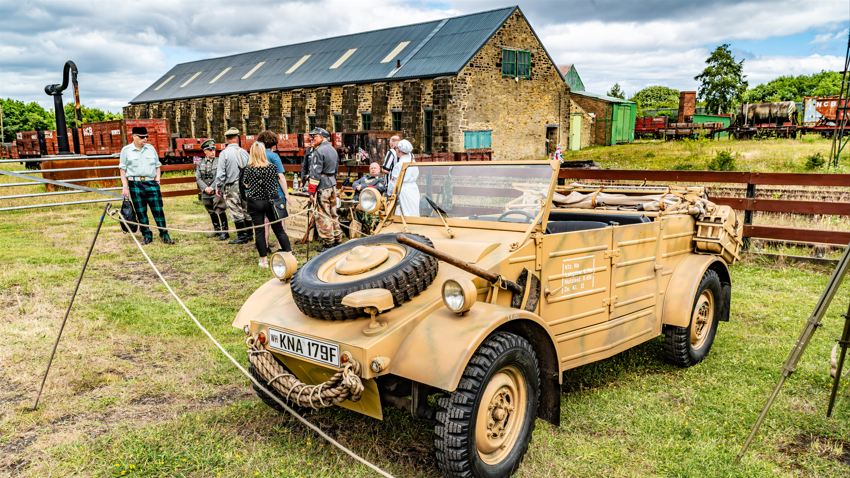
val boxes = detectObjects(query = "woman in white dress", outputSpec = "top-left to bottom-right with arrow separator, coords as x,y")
388,139 -> 420,217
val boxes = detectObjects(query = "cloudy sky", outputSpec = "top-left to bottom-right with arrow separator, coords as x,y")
1,0 -> 847,113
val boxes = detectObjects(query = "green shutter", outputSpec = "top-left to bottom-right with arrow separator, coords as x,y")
502,49 -> 516,76
517,51 -> 530,78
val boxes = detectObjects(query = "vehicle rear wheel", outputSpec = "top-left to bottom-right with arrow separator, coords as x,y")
663,269 -> 722,367
434,332 -> 540,478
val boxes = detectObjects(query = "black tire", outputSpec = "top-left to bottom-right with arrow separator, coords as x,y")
290,233 -> 438,320
248,361 -> 310,415
435,332 -> 540,478
663,269 -> 722,367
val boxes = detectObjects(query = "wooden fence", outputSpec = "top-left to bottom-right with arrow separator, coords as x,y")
161,165 -> 850,245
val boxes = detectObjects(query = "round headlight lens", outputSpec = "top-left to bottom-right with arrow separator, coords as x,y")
442,280 -> 465,312
359,188 -> 379,213
270,252 -> 297,281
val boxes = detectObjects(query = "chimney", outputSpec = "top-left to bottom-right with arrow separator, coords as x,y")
678,91 -> 696,123
397,59 -> 401,69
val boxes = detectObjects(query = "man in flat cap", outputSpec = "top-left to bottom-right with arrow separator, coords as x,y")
307,127 -> 342,252
196,139 -> 229,240
119,126 -> 174,245
214,127 -> 253,245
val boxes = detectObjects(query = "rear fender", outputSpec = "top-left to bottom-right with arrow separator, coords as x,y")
662,255 -> 731,327
390,302 -> 561,426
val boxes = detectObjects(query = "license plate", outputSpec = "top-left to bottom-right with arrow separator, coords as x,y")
267,327 -> 340,368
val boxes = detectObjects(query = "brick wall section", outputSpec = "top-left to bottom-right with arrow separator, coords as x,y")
248,93 -> 263,134
571,95 -> 610,146
371,83 -> 388,130
229,96 -> 240,132
569,100 -> 593,149
678,91 -> 696,123
342,85 -> 358,132
315,88 -> 332,131
194,98 -> 206,137
268,92 -> 282,133
432,77 -> 452,153
452,9 -> 568,160
388,83 -> 403,109
212,97 -> 226,142
177,100 -> 191,138
401,79 -> 423,152
330,87 -> 343,114
290,90 -> 306,134
150,103 -> 160,121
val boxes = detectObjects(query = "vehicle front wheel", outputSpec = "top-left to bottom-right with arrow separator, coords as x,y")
663,269 -> 722,367
434,332 -> 540,478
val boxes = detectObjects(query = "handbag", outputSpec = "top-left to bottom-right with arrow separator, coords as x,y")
270,196 -> 288,221
119,198 -> 138,233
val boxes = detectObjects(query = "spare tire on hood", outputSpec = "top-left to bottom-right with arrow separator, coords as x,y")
290,233 -> 439,320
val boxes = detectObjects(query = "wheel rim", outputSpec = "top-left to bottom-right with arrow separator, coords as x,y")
315,244 -> 406,283
475,365 -> 527,465
690,289 -> 715,349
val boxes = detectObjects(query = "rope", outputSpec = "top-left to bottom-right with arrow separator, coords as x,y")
105,204 -> 309,233
247,344 -> 364,409
116,214 -> 394,478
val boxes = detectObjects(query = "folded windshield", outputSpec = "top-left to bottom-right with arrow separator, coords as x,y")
391,163 -> 554,224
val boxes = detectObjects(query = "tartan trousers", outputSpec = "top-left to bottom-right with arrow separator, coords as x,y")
128,180 -> 169,239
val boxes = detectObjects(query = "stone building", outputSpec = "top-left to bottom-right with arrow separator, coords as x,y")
125,6 -> 569,161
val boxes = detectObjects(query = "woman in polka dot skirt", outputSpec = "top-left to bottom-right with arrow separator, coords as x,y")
243,143 -> 293,267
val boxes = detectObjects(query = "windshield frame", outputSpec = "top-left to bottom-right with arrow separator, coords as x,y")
382,160 -> 559,235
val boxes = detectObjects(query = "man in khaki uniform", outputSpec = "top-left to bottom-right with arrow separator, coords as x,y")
196,139 -> 229,240
306,127 -> 342,252
214,128 -> 253,244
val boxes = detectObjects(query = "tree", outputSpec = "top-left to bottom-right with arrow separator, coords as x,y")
0,98 -> 55,143
694,44 -> 748,114
631,86 -> 680,108
62,103 -> 122,128
607,83 -> 625,99
742,71 -> 843,103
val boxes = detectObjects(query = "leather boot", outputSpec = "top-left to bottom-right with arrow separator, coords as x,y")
217,213 -> 230,241
207,213 -> 220,238
228,221 -> 244,244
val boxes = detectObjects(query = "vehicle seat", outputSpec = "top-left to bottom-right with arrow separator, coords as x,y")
548,212 -> 651,226
545,221 -> 608,234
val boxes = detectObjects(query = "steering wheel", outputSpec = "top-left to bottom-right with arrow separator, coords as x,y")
497,209 -> 536,223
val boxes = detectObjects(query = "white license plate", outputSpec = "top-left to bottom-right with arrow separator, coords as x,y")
267,327 -> 340,368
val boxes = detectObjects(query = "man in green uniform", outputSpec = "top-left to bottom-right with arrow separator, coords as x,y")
214,128 -> 253,245
196,139 -> 229,240
119,126 -> 174,245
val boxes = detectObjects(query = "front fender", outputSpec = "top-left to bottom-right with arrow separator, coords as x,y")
662,254 -> 730,327
390,302 -> 557,392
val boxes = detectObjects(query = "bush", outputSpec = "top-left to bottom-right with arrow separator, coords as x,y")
707,149 -> 736,171
805,152 -> 826,170
673,161 -> 698,170
645,152 -> 656,158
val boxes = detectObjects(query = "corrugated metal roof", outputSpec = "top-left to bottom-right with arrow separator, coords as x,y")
130,6 -> 518,104
572,90 -> 635,104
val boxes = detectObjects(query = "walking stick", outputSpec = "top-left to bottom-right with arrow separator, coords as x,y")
33,202 -> 111,410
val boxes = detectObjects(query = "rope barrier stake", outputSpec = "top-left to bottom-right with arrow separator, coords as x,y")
33,202 -> 111,410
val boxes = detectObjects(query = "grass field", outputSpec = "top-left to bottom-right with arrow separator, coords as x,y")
1,189 -> 848,477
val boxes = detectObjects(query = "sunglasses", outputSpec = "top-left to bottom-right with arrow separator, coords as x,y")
136,134 -> 149,139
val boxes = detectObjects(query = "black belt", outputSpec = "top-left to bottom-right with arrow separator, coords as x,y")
321,174 -> 335,177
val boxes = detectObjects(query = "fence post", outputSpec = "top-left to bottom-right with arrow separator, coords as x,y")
742,179 -> 756,251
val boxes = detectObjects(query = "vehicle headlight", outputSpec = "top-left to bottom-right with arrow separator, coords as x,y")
359,187 -> 383,214
270,252 -> 298,281
441,277 -> 477,315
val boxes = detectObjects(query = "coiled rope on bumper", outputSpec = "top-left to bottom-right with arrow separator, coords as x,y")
248,339 -> 364,409
117,213 -> 394,478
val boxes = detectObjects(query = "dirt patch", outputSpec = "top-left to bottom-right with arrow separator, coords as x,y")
778,434 -> 850,468
130,394 -> 173,406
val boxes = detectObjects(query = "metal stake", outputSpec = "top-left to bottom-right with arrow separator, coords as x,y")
735,246 -> 849,465
826,300 -> 850,417
33,202 -> 111,410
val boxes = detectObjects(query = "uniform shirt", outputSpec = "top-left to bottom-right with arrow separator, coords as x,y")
119,142 -> 160,178
309,140 -> 339,191
300,147 -> 313,185
352,174 -> 387,200
195,154 -> 218,198
243,165 -> 281,201
264,148 -> 286,200
214,143 -> 249,190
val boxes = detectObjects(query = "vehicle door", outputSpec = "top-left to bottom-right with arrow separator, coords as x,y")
608,221 -> 660,320
539,226 -> 613,336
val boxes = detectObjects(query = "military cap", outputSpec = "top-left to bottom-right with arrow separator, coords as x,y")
224,127 -> 240,137
308,127 -> 330,138
201,139 -> 216,150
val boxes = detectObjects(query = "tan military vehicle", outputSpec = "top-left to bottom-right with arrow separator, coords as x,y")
234,160 -> 742,478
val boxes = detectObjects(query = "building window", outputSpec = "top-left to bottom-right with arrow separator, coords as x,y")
308,115 -> 316,132
243,117 -> 248,135
285,116 -> 291,134
226,117 -> 230,130
263,116 -> 269,131
423,110 -> 433,153
502,49 -> 531,78
464,131 -> 491,149
361,113 -> 372,131
333,114 -> 342,133
392,111 -> 402,131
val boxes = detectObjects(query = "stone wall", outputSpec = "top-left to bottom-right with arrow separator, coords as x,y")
315,88 -> 332,131
342,85 -> 358,133
371,83 -> 388,130
451,8 -> 568,160
401,79 -> 423,151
